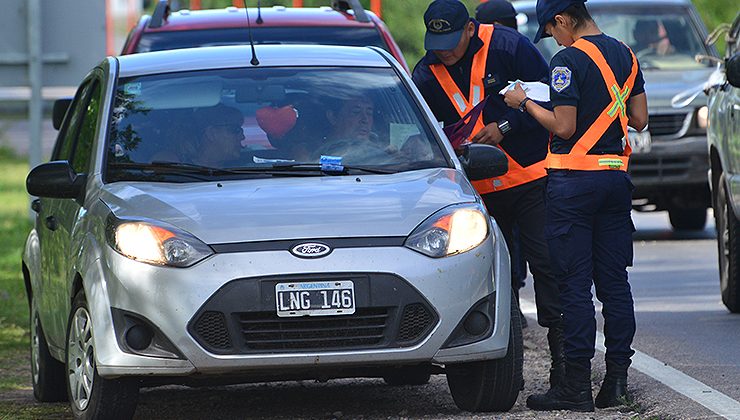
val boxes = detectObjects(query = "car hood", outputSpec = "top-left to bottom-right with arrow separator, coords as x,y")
642,67 -> 715,109
100,168 -> 477,244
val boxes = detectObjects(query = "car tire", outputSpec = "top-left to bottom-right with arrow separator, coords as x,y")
31,307 -> 67,402
446,293 -> 523,412
382,365 -> 431,386
716,174 -> 740,313
65,290 -> 139,420
668,207 -> 707,231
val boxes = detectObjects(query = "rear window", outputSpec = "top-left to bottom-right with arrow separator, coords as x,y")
518,5 -> 712,70
105,67 -> 450,183
136,27 -> 389,53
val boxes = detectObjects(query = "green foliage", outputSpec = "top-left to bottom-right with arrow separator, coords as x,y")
692,0 -> 738,55
0,155 -> 31,358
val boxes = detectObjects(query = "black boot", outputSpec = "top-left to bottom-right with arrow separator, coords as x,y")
547,326 -> 565,388
595,362 -> 630,408
526,361 -> 595,412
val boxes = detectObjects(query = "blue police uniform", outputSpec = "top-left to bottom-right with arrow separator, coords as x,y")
413,21 -> 564,330
546,33 -> 644,373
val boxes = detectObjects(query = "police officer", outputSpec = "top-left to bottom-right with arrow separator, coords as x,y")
413,0 -> 566,389
475,0 -> 518,30
503,0 -> 648,411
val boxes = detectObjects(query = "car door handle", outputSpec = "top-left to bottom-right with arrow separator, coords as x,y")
45,216 -> 57,231
31,199 -> 41,213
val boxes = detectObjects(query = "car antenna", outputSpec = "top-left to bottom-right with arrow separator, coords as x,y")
256,0 -> 263,24
244,0 -> 259,66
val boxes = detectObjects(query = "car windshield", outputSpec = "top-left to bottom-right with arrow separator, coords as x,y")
106,67 -> 450,183
135,27 -> 389,53
518,5 -> 712,70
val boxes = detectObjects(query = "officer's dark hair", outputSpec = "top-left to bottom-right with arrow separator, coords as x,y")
496,17 -> 518,31
556,3 -> 593,31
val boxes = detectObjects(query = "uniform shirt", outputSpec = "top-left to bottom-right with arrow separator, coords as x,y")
412,22 -> 550,168
549,34 -> 646,155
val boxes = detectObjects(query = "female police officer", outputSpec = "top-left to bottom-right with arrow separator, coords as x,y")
504,0 -> 648,412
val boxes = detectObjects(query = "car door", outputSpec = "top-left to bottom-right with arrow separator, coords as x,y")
40,78 -> 102,349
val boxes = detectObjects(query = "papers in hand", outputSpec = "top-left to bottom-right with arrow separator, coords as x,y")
499,80 -> 550,102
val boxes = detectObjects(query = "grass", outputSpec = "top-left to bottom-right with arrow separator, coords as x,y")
0,146 -> 32,387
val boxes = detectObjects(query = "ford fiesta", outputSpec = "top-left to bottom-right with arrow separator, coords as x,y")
22,44 -> 521,419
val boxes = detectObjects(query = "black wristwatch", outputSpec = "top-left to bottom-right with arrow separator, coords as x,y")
497,120 -> 511,136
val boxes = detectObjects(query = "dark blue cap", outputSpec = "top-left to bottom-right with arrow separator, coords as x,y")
533,0 -> 587,43
475,0 -> 516,24
424,0 -> 470,51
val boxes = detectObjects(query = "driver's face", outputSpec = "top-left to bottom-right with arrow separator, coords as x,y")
333,99 -> 374,141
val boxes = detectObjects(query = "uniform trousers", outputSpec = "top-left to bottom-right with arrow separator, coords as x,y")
545,169 -> 637,369
482,177 -> 562,328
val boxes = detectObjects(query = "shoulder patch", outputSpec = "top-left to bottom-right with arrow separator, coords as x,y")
551,66 -> 572,92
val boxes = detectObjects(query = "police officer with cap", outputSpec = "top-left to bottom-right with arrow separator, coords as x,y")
503,0 -> 648,412
413,0 -> 566,393
476,0 -> 518,30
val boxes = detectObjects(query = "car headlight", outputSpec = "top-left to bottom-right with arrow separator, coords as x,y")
405,203 -> 489,258
696,106 -> 708,129
105,215 -> 213,267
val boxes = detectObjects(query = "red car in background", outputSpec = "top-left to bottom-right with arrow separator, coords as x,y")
121,0 -> 408,72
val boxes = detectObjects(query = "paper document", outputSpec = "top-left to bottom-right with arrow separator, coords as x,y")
499,80 -> 550,102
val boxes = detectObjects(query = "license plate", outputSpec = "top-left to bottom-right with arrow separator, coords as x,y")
275,281 -> 355,317
629,129 -> 652,154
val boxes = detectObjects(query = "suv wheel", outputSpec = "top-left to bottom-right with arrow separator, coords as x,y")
446,293 -> 523,412
383,365 -> 431,386
31,304 -> 66,402
668,207 -> 707,230
66,290 -> 139,419
716,174 -> 740,312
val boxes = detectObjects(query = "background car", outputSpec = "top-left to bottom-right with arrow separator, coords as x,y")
121,0 -> 409,72
514,0 -> 718,230
707,12 -> 740,313
22,44 -> 521,418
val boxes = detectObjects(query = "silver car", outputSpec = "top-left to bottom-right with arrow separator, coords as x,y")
22,44 -> 520,418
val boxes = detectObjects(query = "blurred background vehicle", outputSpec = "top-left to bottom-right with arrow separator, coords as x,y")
706,12 -> 740,313
121,0 -> 409,71
514,0 -> 718,231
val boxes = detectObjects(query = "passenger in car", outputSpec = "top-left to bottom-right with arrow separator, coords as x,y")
316,96 -> 394,162
633,19 -> 675,56
190,104 -> 245,167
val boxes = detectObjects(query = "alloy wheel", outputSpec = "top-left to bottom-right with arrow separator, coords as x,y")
31,315 -> 40,385
67,307 -> 95,411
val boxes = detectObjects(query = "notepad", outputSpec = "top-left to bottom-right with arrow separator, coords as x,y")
499,80 -> 550,102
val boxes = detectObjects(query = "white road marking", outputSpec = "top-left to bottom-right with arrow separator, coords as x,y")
520,298 -> 740,420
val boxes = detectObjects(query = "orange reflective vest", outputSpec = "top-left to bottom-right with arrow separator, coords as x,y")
429,24 -> 547,194
545,38 -> 639,171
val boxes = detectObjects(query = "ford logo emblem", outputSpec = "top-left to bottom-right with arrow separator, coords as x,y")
290,242 -> 332,258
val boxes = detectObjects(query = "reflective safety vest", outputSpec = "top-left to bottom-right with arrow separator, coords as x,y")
429,24 -> 546,194
545,38 -> 639,171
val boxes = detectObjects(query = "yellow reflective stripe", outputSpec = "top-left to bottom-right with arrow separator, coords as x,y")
598,158 -> 625,169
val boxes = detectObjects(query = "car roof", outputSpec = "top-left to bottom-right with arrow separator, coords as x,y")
513,0 -> 693,11
143,6 -> 378,32
114,44 -> 392,78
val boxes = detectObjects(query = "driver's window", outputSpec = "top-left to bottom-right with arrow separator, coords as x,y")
52,81 -> 93,162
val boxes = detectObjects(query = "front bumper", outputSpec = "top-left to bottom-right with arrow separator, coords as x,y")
92,225 -> 511,379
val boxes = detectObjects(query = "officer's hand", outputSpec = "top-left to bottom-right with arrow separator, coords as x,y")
504,83 -> 527,109
471,123 -> 504,146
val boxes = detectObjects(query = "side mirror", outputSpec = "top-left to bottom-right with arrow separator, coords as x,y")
52,98 -> 73,130
459,143 -> 508,181
727,53 -> 740,88
26,161 -> 87,204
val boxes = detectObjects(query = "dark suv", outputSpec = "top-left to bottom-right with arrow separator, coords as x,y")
121,0 -> 408,72
514,0 -> 717,230
707,12 -> 740,313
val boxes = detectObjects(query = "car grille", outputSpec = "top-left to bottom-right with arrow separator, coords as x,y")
236,307 -> 390,351
187,273 -> 439,355
629,156 -> 693,180
193,311 -> 232,350
648,113 -> 688,137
